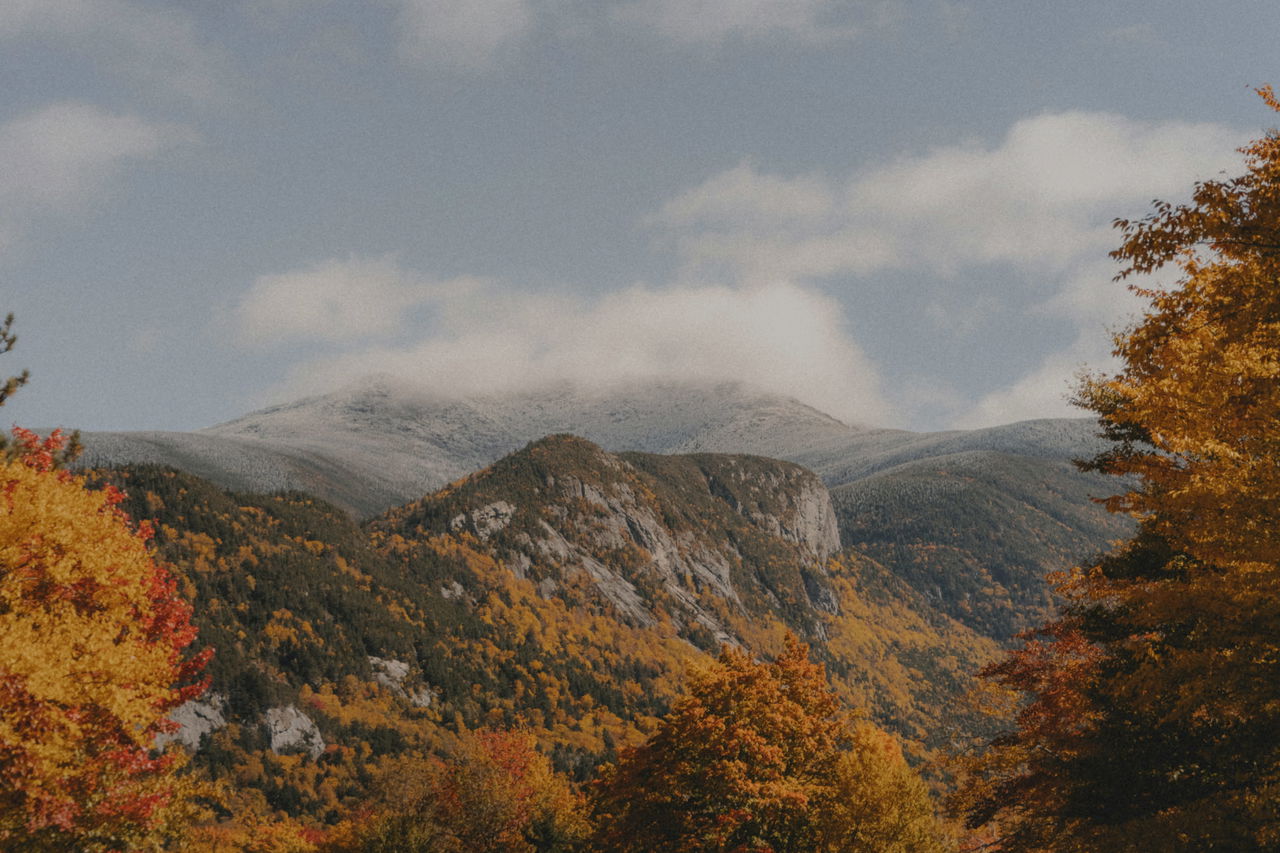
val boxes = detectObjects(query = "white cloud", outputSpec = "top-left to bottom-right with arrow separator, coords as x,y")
389,0 -> 533,69
652,112 -> 1244,427
656,112 -> 1243,281
854,111 -> 1242,272
245,263 -> 891,425
235,256 -> 485,346
0,0 -> 236,103
953,335 -> 1108,429
613,0 -> 861,45
0,102 -> 193,249
651,159 -> 837,229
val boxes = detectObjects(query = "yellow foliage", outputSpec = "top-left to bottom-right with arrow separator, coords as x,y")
0,447 -> 208,849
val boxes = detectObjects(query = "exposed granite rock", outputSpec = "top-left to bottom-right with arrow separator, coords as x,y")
264,705 -> 324,759
386,435 -> 847,648
369,656 -> 435,707
156,692 -> 227,751
450,500 -> 516,540
703,462 -> 841,561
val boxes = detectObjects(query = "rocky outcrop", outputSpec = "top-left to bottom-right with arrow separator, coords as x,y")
699,459 -> 841,560
450,500 -> 516,541
368,656 -> 435,707
156,692 -> 227,751
264,705 -> 325,759
409,435 -> 845,647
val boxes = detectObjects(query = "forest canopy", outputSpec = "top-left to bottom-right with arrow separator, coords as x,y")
955,88 -> 1280,851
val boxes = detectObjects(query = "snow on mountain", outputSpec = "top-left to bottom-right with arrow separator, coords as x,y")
77,376 -> 1107,529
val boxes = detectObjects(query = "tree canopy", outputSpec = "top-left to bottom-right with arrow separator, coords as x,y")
0,319 -> 209,849
955,89 -> 1280,851
591,635 -> 946,853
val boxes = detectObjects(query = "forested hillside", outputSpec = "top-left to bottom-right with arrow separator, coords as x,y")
832,450 -> 1132,638
87,435 -> 996,836
76,388 -> 1125,644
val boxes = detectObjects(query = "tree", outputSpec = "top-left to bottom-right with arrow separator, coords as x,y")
328,728 -> 589,852
0,317 -> 209,849
591,635 -> 947,853
955,90 -> 1280,850
0,313 -> 78,465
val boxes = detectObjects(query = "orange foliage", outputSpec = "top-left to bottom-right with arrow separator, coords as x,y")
0,428 -> 210,849
327,728 -> 587,852
591,635 -> 946,852
957,90 -> 1280,850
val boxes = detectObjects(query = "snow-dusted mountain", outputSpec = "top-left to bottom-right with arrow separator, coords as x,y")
80,378 -> 871,514
76,378 -> 1125,638
79,376 -> 1108,512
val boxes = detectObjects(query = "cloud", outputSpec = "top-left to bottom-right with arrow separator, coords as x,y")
656,113 -> 1243,282
236,256 -> 486,346
651,159 -> 837,229
952,335 -> 1105,429
242,261 -> 891,425
0,0 -> 236,103
389,0 -> 533,69
0,102 -> 194,248
651,112 -> 1244,427
612,0 -> 862,45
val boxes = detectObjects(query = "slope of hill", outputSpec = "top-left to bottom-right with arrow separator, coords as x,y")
832,450 -> 1131,637
76,379 -> 1129,640
76,379 -> 863,516
93,436 -> 996,825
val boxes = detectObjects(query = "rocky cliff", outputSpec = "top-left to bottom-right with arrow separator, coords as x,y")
374,435 -> 844,647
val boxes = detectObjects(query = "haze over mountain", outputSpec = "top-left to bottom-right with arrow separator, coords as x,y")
77,378 -> 863,515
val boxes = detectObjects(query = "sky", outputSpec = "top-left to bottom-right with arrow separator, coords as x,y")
2,0 -> 1278,433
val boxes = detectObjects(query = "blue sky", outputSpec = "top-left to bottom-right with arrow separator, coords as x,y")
3,0 -> 1278,432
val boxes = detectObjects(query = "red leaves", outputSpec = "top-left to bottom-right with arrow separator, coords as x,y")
0,435 -> 210,846
9,426 -> 64,473
981,623 -> 1103,745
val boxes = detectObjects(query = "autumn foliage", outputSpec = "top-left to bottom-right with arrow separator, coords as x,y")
955,89 -> 1280,850
328,727 -> 588,852
591,635 -> 946,852
0,426 -> 210,849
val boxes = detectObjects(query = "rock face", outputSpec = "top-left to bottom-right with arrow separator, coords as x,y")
368,656 -> 435,707
156,692 -> 227,751
264,705 -> 325,759
697,457 -> 841,561
450,500 -> 516,541
374,435 -> 843,647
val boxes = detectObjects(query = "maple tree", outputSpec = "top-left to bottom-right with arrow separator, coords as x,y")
955,89 -> 1280,850
591,634 -> 945,853
0,319 -> 210,849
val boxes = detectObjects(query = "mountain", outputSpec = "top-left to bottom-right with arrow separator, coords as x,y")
78,379 -> 861,517
94,436 -> 996,824
77,378 -> 1130,638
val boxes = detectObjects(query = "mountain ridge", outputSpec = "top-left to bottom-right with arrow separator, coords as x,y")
75,378 -> 1130,639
